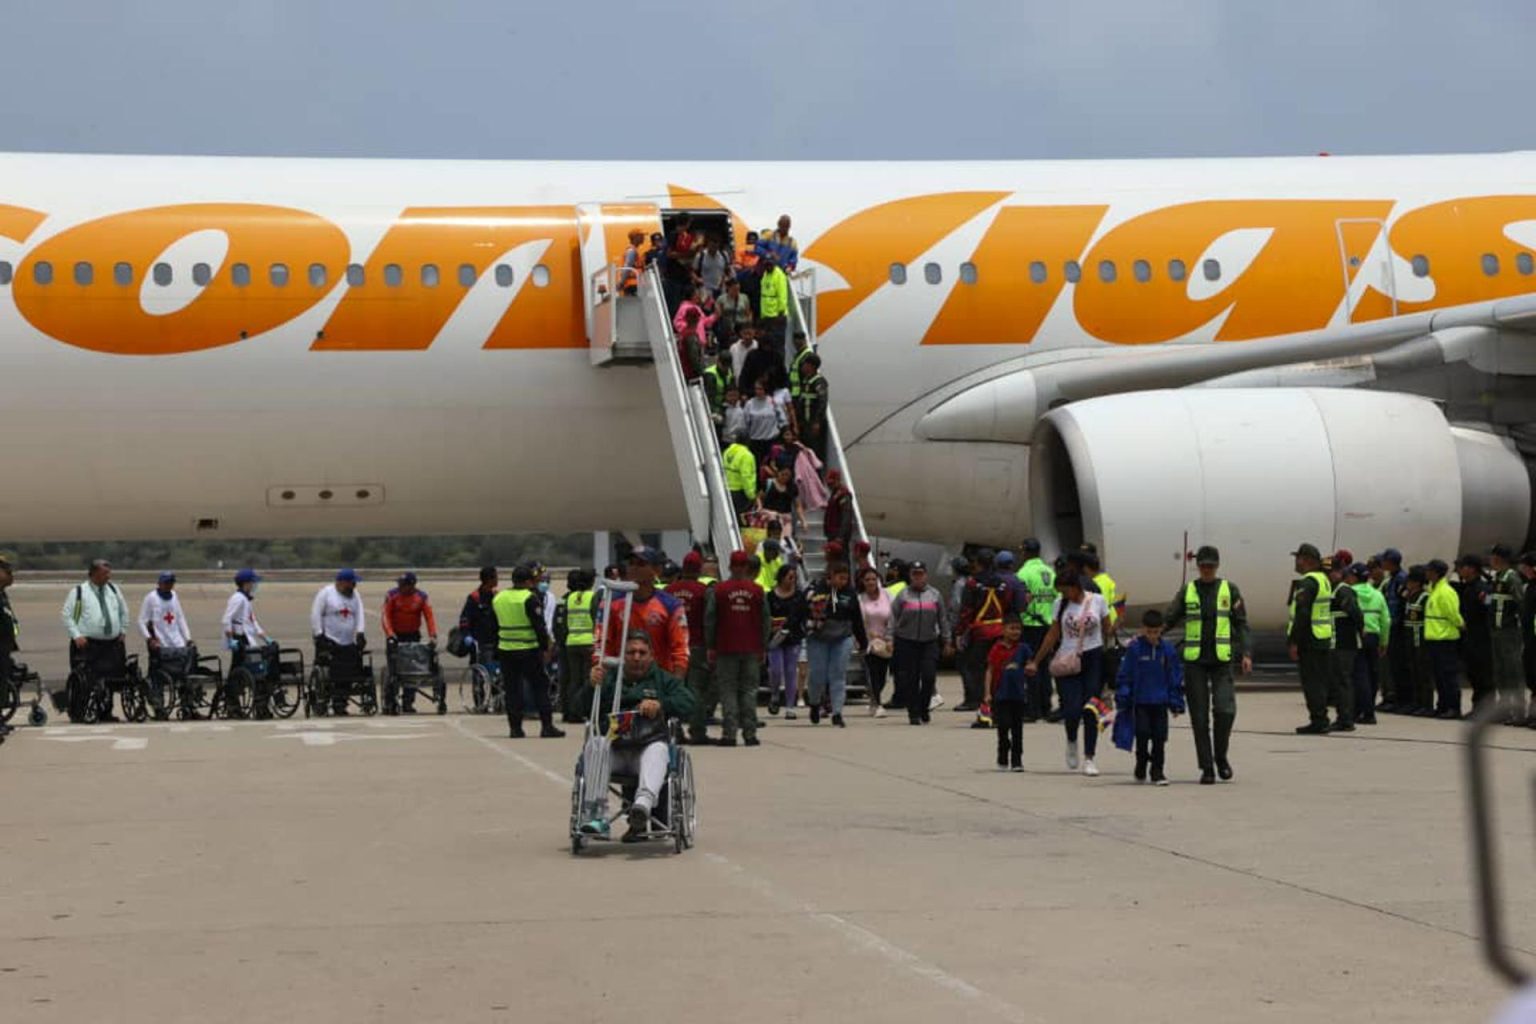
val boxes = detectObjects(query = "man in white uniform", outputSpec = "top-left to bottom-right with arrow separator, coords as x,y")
312,568 -> 367,714
139,572 -> 192,655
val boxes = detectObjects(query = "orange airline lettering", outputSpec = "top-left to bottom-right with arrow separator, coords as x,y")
315,206 -> 584,351
921,205 -> 1107,345
14,204 -> 348,356
803,192 -> 1009,333
1074,199 -> 1394,344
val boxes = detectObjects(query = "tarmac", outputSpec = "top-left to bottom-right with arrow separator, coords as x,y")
3,576 -> 1536,1022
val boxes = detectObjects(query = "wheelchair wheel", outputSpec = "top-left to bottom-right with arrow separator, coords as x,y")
0,675 -> 18,726
359,678 -> 378,716
469,664 -> 493,713
120,680 -> 148,723
379,668 -> 397,715
67,670 -> 98,724
676,749 -> 697,849
269,672 -> 300,719
304,667 -> 327,718
148,669 -> 175,718
224,667 -> 256,719
28,704 -> 47,727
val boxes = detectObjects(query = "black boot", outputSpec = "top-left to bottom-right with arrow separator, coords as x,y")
1213,713 -> 1235,781
539,713 -> 566,739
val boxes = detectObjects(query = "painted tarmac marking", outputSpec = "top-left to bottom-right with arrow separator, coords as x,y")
42,734 -> 148,751
269,731 -> 433,747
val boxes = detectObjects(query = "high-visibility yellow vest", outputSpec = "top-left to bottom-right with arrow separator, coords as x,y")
1016,558 -> 1056,627
1424,579 -> 1463,642
790,347 -> 813,398
1287,571 -> 1333,641
563,590 -> 594,647
1489,568 -> 1521,630
1094,572 -> 1119,627
885,580 -> 907,599
493,587 -> 538,651
756,557 -> 783,592
1405,591 -> 1427,648
1182,579 -> 1232,662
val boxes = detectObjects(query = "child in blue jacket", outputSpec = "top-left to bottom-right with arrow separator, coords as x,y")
1114,609 -> 1185,785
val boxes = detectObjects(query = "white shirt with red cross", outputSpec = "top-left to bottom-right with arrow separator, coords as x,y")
311,584 -> 365,646
139,589 -> 192,648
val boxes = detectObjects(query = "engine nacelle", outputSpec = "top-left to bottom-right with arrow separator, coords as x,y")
1028,389 -> 1531,629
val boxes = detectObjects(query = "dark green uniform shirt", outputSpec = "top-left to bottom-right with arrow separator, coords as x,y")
1331,583 -> 1364,651
1162,578 -> 1251,665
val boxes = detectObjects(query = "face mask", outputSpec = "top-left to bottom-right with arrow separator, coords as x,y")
538,581 -> 550,594
157,587 -> 173,599
248,583 -> 259,597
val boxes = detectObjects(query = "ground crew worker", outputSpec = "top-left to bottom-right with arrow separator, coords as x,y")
1287,543 -> 1336,734
552,568 -> 596,724
1424,558 -> 1465,719
1487,545 -> 1525,722
1162,545 -> 1250,783
703,349 -> 735,428
381,571 -> 439,713
955,549 -> 1014,717
493,564 -> 563,739
1376,547 -> 1409,714
1323,554 -> 1362,732
1015,538 -> 1056,723
667,552 -> 714,743
789,331 -> 814,399
1348,563 -> 1388,724
1401,566 -> 1433,716
62,559 -> 131,722
1455,554 -> 1494,711
722,428 -> 757,520
705,550 -> 770,747
796,354 -> 829,462
312,569 -> 367,715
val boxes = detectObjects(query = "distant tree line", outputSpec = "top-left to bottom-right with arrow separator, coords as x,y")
1,534 -> 592,571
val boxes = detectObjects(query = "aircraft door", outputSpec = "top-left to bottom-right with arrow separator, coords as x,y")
576,202 -> 663,348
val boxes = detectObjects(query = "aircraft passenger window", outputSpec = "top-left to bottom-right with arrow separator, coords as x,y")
421,263 -> 440,288
193,263 -> 212,286
1028,261 -> 1047,284
155,262 -> 175,286
1168,259 -> 1187,282
531,264 -> 550,288
1410,254 -> 1430,278
1097,260 -> 1116,283
0,260 -> 11,285
346,264 -> 365,286
1063,260 -> 1082,283
1202,259 -> 1221,282
1482,253 -> 1500,276
33,261 -> 52,285
1519,253 -> 1535,276
74,261 -> 93,286
384,263 -> 403,288
923,262 -> 942,285
888,262 -> 907,285
959,262 -> 978,285
308,263 -> 328,287
1133,259 -> 1151,283
113,262 -> 133,286
269,263 -> 289,287
458,263 -> 477,287
494,264 -> 514,287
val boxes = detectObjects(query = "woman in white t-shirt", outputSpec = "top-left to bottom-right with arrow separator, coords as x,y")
1026,572 -> 1111,777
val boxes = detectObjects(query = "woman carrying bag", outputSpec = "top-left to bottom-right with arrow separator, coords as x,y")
856,567 -> 894,717
1025,571 -> 1111,777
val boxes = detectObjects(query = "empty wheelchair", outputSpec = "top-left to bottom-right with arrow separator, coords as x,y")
381,640 -> 446,715
1,659 -> 48,729
569,718 -> 697,856
460,638 -> 504,714
215,642 -> 304,720
148,646 -> 225,720
304,643 -> 377,717
60,646 -> 144,723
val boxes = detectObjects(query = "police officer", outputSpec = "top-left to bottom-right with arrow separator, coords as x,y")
1400,565 -> 1433,716
1162,545 -> 1250,784
553,568 -> 596,724
492,564 -> 564,739
1288,543 -> 1336,734
1455,553 -> 1493,711
1376,548 -> 1409,714
1015,539 -> 1056,723
1424,558 -> 1465,718
1487,545 -> 1525,723
1324,553 -> 1362,732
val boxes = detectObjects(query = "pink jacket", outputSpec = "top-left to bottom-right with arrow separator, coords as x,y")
673,301 -> 718,348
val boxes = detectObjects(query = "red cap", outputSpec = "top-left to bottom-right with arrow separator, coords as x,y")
1333,548 -> 1353,566
682,551 -> 703,573
728,550 -> 750,568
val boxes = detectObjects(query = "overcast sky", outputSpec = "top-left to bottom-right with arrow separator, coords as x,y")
5,1 -> 1534,160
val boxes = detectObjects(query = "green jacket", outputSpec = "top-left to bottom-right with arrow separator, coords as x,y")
1352,582 -> 1389,645
584,663 -> 698,724
760,266 -> 790,318
723,443 -> 757,499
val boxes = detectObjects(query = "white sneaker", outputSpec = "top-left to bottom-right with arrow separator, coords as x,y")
1083,758 -> 1099,777
1065,739 -> 1080,771
873,705 -> 888,719
929,693 -> 945,711
784,710 -> 797,720
867,701 -> 878,716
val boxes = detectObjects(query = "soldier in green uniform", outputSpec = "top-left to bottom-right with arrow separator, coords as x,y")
553,568 -> 596,724
1487,544 -> 1526,723
1401,566 -> 1433,716
1288,543 -> 1336,734
1324,553 -> 1363,732
1162,545 -> 1250,784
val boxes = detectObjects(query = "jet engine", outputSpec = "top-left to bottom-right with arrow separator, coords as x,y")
1028,389 -> 1531,629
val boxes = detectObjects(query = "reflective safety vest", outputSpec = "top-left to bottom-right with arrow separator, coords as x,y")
1405,591 -> 1427,648
1424,579 -> 1464,642
563,590 -> 594,648
885,580 -> 907,599
1016,558 -> 1056,627
1182,579 -> 1232,663
703,364 -> 732,414
1287,571 -> 1334,641
493,587 -> 539,651
1094,572 -> 1119,627
1489,568 -> 1521,631
789,347 -> 814,398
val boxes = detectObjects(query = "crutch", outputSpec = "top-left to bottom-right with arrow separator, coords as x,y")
579,578 -> 638,824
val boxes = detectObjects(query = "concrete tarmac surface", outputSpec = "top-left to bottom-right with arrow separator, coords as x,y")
2,577 -> 1535,1022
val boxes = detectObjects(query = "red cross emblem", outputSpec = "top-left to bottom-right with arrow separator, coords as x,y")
163,612 -> 176,626
337,607 -> 352,619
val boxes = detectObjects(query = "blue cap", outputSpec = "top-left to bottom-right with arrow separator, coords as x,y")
994,550 -> 1016,568
336,568 -> 360,583
397,571 -> 417,586
1379,547 -> 1403,564
157,571 -> 177,585
234,568 -> 261,585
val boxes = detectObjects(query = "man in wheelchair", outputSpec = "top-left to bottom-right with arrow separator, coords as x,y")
580,632 -> 697,842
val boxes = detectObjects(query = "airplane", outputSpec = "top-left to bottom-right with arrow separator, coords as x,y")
1,149 -> 1533,627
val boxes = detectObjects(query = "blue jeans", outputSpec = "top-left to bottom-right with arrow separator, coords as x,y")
807,635 -> 854,715
1055,647 -> 1104,758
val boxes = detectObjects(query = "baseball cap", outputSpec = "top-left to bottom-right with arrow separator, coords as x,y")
682,551 -> 703,573
235,568 -> 261,585
157,571 -> 176,585
1020,537 -> 1042,554
397,571 -> 417,586
1347,562 -> 1368,579
1194,545 -> 1220,566
1407,564 -> 1428,583
728,550 -> 750,569
994,550 -> 1017,568
1291,543 -> 1322,560
336,568 -> 360,583
628,546 -> 666,567
909,560 -> 929,572
1332,549 -> 1354,567
1378,547 -> 1403,564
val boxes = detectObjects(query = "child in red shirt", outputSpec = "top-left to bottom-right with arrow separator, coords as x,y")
985,619 -> 1033,771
